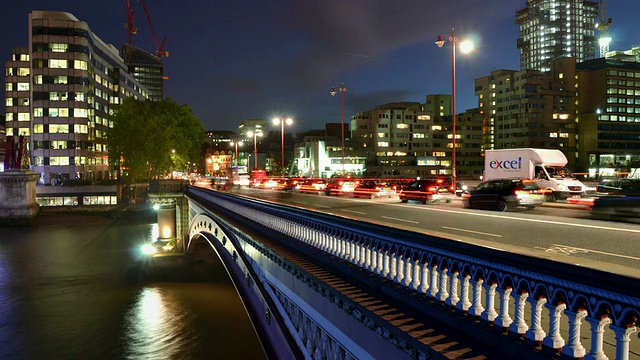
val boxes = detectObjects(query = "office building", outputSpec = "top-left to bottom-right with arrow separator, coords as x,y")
122,43 -> 164,102
4,11 -> 149,185
516,0 -> 599,71
475,57 -> 578,168
576,58 -> 640,175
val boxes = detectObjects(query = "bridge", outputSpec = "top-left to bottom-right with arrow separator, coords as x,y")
147,180 -> 640,360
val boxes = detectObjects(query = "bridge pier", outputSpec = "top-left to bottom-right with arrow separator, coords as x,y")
0,169 -> 40,226
147,179 -> 189,253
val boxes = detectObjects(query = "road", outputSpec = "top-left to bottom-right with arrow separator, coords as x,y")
228,187 -> 640,277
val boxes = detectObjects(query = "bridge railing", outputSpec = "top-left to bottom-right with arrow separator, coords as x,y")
187,187 -> 639,359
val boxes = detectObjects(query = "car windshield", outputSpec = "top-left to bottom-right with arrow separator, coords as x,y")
545,166 -> 573,179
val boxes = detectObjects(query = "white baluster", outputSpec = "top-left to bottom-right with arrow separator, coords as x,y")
509,292 -> 529,336
364,245 -> 371,270
419,262 -> 430,295
436,267 -> 449,302
584,316 -> 611,360
481,283 -> 498,323
610,324 -> 637,360
359,242 -> 366,267
495,287 -> 513,330
542,302 -> 566,351
562,309 -> 587,359
376,249 -> 384,277
469,278 -> 485,317
411,259 -> 421,291
394,254 -> 405,284
349,241 -> 356,263
525,296 -> 547,345
382,250 -> 390,278
428,265 -> 439,298
403,256 -> 413,288
388,252 -> 397,281
368,246 -> 377,273
456,274 -> 471,312
446,270 -> 460,308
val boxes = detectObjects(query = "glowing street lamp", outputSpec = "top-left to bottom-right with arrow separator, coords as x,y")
247,130 -> 263,170
230,140 -> 244,166
273,117 -> 293,177
435,28 -> 473,192
330,83 -> 348,174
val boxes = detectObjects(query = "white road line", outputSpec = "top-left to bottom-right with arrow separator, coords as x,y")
388,203 -> 640,234
381,216 -> 419,224
342,209 -> 366,215
316,204 -> 331,208
441,226 -> 502,238
290,200 -> 307,205
551,243 -> 640,261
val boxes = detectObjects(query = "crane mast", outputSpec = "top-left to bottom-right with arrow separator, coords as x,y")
123,0 -> 169,58
595,0 -> 612,58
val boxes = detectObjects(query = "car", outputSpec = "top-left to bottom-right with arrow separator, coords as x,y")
596,178 -> 640,196
462,178 -> 544,211
324,178 -> 359,196
590,179 -> 640,221
398,179 -> 451,204
352,180 -> 397,199
295,178 -> 327,194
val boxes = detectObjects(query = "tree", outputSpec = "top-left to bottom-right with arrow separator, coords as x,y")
108,98 -> 204,183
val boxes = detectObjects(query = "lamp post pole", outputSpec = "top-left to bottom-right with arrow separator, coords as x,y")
273,118 -> 293,177
247,131 -> 262,171
436,28 -> 465,192
230,141 -> 243,166
330,83 -> 347,174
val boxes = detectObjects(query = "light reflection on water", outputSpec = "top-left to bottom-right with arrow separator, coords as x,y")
0,212 -> 265,360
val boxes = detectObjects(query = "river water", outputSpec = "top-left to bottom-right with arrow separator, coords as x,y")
0,210 -> 265,360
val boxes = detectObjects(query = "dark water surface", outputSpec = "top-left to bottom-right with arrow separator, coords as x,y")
0,211 -> 265,360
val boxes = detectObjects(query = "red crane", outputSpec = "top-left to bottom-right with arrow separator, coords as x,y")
124,0 -> 169,58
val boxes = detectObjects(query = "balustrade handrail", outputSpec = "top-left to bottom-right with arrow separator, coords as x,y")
187,186 -> 640,359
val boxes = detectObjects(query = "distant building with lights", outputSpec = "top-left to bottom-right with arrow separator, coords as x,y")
516,0 -> 599,71
4,11 -> 149,187
122,43 -> 164,102
576,57 -> 640,175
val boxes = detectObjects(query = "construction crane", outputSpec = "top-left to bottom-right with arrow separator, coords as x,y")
124,0 -> 169,58
595,0 -> 612,58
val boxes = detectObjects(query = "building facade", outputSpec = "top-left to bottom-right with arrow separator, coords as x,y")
4,11 -> 149,185
516,0 -> 599,71
576,58 -> 640,175
121,43 -> 164,102
475,57 -> 578,168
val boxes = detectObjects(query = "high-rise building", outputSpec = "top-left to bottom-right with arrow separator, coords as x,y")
4,11 -> 149,185
516,0 -> 599,71
576,58 -> 640,175
122,43 -> 164,102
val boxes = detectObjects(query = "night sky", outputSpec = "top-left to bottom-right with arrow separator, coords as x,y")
2,1 -> 639,133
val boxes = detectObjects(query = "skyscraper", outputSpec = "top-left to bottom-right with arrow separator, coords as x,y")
516,0 -> 600,71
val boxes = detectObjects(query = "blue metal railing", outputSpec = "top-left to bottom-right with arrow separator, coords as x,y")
187,186 -> 640,360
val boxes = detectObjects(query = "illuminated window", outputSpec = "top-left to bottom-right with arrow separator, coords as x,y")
431,125 -> 442,131
17,113 -> 30,121
33,108 -> 43,117
50,157 -> 70,166
49,43 -> 69,52
18,67 -> 29,76
74,124 -> 89,134
396,123 -> 409,129
17,83 -> 29,91
377,142 -> 389,147
417,115 -> 430,121
377,132 -> 388,138
18,128 -> 30,136
33,75 -> 43,84
74,60 -> 87,70
54,76 -> 68,84
50,124 -> 69,133
49,59 -> 68,69
33,124 -> 44,133
74,108 -> 89,118
5,98 -> 12,106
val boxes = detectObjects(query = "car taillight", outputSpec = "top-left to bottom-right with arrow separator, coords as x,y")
514,190 -> 531,197
427,186 -> 438,192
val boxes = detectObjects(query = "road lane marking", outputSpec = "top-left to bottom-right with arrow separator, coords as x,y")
441,226 -> 502,238
388,203 -> 640,234
316,204 -> 331,208
342,209 -> 366,215
549,243 -> 640,261
290,200 -> 307,205
381,216 -> 419,224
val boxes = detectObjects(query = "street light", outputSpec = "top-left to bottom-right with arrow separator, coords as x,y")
247,131 -> 263,170
230,140 -> 243,166
436,28 -> 473,192
273,117 -> 293,177
330,83 -> 348,175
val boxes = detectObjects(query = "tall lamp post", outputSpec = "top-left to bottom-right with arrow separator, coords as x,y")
330,83 -> 348,174
247,131 -> 262,171
273,117 -> 293,177
230,140 -> 243,167
436,28 -> 473,192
